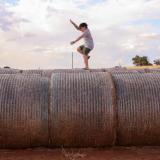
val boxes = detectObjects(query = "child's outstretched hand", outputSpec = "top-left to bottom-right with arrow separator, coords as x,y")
70,41 -> 75,45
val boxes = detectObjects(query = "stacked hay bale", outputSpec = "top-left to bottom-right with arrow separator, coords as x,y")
0,74 -> 49,148
108,69 -> 139,74
42,69 -> 106,79
22,69 -> 43,76
42,70 -> 55,79
49,72 -> 116,147
106,67 -> 127,72
133,69 -> 148,73
112,73 -> 160,145
52,69 -> 106,73
148,69 -> 160,73
0,68 -> 22,74
0,68 -> 160,148
100,67 -> 139,74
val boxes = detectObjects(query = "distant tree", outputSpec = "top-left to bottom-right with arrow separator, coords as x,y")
132,55 -> 152,66
154,59 -> 160,65
4,66 -> 10,69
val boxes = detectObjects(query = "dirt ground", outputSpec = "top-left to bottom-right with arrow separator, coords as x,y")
0,147 -> 160,160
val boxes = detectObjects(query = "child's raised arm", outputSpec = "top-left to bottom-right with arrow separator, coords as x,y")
70,19 -> 80,30
70,34 -> 84,45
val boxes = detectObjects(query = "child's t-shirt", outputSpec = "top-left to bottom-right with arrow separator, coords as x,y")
82,29 -> 94,50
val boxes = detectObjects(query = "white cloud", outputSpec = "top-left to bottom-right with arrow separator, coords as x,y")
0,0 -> 160,69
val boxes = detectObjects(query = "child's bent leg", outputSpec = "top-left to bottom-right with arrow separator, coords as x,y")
77,47 -> 84,55
83,55 -> 89,69
77,46 -> 90,69
77,47 -> 90,59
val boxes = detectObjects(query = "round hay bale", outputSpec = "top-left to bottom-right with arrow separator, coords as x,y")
105,68 -> 138,74
22,70 -> 43,76
19,73 -> 42,77
0,69 -> 21,74
112,73 -> 160,146
133,69 -> 147,73
42,69 -> 106,79
110,70 -> 140,75
106,67 -> 127,71
110,70 -> 139,74
51,69 -> 87,73
148,69 -> 160,73
50,72 -> 116,147
52,69 -> 105,73
42,70 -> 55,79
0,74 -> 49,149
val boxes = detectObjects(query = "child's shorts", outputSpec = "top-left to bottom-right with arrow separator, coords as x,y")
79,45 -> 91,55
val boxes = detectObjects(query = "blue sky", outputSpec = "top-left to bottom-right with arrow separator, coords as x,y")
89,0 -> 105,4
130,19 -> 160,27
6,0 -> 105,5
6,0 -> 18,5
0,0 -> 160,69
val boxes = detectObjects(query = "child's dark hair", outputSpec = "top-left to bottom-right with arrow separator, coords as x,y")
79,23 -> 88,29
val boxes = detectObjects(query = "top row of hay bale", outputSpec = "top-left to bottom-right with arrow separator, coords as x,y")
0,68 -> 22,74
0,68 -> 160,78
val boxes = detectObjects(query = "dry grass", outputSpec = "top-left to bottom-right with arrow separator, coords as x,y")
127,65 -> 160,70
62,148 -> 86,160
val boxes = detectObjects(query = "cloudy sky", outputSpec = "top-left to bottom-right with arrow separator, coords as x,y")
0,0 -> 160,69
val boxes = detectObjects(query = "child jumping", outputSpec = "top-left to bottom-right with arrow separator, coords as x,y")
70,19 -> 94,70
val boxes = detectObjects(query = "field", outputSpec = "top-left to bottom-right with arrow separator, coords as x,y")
127,65 -> 160,69
0,147 -> 160,160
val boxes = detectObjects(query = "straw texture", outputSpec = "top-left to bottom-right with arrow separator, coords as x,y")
22,70 -> 43,75
0,74 -> 49,148
108,70 -> 139,74
0,69 -> 21,74
148,69 -> 160,73
113,73 -> 160,146
52,69 -> 106,73
134,69 -> 147,73
21,69 -> 106,79
50,72 -> 116,147
42,70 -> 55,79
